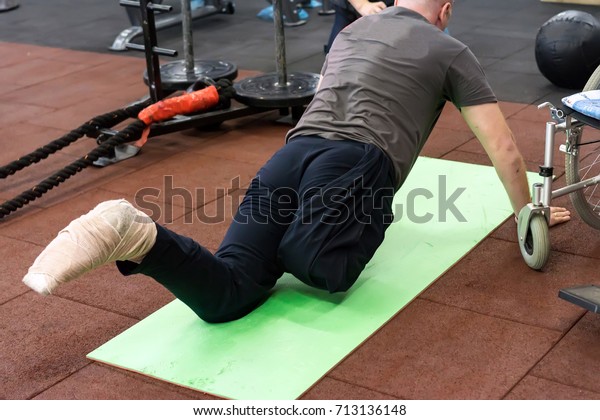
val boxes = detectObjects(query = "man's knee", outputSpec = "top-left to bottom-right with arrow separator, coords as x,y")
281,245 -> 362,293
190,294 -> 268,324
309,253 -> 363,293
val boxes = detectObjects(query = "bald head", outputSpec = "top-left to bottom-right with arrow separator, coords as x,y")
394,0 -> 454,30
395,0 -> 451,9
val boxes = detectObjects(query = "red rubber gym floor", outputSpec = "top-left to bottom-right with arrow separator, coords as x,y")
0,40 -> 599,400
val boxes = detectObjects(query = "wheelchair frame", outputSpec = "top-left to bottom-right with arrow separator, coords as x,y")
518,102 -> 600,269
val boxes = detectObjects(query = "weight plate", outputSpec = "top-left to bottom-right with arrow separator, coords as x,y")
233,72 -> 319,108
144,59 -> 238,92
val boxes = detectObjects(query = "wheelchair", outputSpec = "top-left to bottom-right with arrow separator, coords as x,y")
518,65 -> 600,270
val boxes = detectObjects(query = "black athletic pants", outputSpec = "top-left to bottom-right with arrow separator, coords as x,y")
117,136 -> 396,323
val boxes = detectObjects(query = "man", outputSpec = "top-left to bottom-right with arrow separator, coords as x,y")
23,0 -> 570,323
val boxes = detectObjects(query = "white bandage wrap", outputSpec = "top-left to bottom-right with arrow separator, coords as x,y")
22,199 -> 157,295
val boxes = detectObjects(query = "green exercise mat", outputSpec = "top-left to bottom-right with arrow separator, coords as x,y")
88,157 -> 538,400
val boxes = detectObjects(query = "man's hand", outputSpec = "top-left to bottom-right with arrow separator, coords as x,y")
548,206 -> 571,227
350,0 -> 387,16
517,206 -> 571,226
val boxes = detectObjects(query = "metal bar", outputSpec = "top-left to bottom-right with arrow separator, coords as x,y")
120,0 -> 172,13
125,43 -> 178,57
139,0 -> 165,101
181,0 -> 196,78
147,103 -> 273,136
273,0 -> 288,87
542,121 -> 556,206
552,174 -> 600,199
532,183 -> 543,206
147,1 -> 173,12
155,5 -> 219,26
120,0 -> 142,7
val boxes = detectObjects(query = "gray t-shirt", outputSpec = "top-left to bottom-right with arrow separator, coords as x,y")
286,7 -> 497,188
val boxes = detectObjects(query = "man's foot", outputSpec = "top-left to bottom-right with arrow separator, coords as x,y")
22,199 -> 157,295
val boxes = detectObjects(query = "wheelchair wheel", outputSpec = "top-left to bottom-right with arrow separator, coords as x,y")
564,64 -> 600,230
519,213 -> 550,270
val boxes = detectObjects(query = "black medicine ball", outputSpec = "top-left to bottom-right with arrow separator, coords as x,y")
535,10 -> 600,90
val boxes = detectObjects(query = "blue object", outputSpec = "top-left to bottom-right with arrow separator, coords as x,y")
191,0 -> 204,9
562,90 -> 600,120
298,8 -> 309,20
302,0 -> 322,8
257,5 -> 309,22
256,5 -> 272,21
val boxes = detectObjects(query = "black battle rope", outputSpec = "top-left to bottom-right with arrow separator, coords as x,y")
0,98 -> 151,179
0,80 -> 236,219
0,120 -> 147,219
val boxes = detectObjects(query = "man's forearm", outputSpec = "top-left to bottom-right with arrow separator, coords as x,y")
491,140 -> 531,216
461,103 -> 531,216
